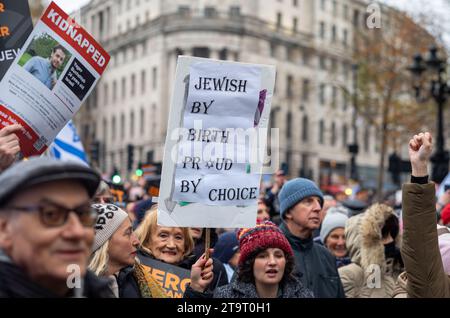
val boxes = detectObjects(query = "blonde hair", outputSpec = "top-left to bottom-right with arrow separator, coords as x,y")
88,240 -> 110,276
134,206 -> 194,260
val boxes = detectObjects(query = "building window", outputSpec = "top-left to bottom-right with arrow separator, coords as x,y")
333,0 -> 338,15
140,108 -> 145,135
120,114 -> 125,139
152,67 -> 157,90
343,4 -> 349,20
104,83 -> 109,105
141,70 -> 146,94
131,73 -> 136,97
293,17 -> 298,32
287,75 -> 293,98
113,80 -> 117,103
302,79 -> 310,101
103,118 -> 107,140
293,0 -> 298,6
302,115 -> 309,142
331,25 -> 337,42
219,48 -> 228,60
286,112 -> 292,139
270,43 -> 277,58
276,12 -> 282,29
342,124 -> 348,147
320,56 -> 326,70
121,77 -> 126,100
204,7 -> 217,18
99,11 -> 104,39
321,0 -> 326,10
319,120 -> 325,144
331,122 -> 337,146
343,29 -> 348,46
332,86 -> 337,107
229,6 -> 241,18
319,84 -> 326,105
130,111 -> 134,138
192,47 -> 210,58
320,21 -> 325,39
302,50 -> 310,65
112,116 -> 116,141
353,10 -> 360,27
178,6 -> 191,17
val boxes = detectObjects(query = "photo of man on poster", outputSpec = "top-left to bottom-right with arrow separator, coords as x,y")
22,44 -> 67,90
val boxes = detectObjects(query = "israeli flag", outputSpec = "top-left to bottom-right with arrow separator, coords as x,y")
48,120 -> 89,167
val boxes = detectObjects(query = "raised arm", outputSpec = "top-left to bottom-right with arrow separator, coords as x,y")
402,132 -> 450,297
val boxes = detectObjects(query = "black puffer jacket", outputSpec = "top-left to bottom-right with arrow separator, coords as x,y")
115,266 -> 141,298
0,253 -> 114,298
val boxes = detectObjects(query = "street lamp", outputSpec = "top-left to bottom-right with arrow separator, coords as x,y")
409,46 -> 450,184
348,63 -> 360,182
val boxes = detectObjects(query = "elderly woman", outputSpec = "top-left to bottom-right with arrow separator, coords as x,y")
186,221 -> 314,298
134,207 -> 228,291
88,204 -> 166,298
319,207 -> 350,268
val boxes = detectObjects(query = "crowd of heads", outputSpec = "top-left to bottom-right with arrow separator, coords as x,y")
0,153 -> 449,299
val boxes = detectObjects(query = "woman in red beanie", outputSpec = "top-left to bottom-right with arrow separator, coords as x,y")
186,221 -> 314,298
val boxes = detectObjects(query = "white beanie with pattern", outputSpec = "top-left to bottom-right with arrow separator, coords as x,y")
92,204 -> 129,252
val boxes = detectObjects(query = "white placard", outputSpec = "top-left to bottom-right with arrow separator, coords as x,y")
158,56 -> 276,228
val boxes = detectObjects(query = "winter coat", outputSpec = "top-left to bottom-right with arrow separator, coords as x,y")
392,271 -> 408,298
0,251 -> 114,298
401,183 -> 450,297
280,223 -> 345,298
137,250 -> 228,293
112,264 -> 167,298
184,276 -> 314,298
214,276 -> 314,298
338,204 -> 403,298
179,253 -> 229,292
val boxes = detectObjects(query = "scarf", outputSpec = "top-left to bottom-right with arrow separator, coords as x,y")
133,263 -> 167,298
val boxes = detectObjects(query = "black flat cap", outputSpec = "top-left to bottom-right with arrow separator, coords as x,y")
0,157 -> 101,207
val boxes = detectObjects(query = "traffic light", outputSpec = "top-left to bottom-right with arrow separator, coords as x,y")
135,162 -> 143,177
111,166 -> 121,184
127,144 -> 134,172
90,140 -> 100,164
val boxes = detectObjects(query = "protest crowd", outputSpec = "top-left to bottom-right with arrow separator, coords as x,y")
0,1 -> 450,301
1,126 -> 450,298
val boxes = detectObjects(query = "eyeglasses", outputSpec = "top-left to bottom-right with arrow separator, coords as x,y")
6,200 -> 97,228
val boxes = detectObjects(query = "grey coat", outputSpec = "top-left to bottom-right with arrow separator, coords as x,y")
213,277 -> 314,298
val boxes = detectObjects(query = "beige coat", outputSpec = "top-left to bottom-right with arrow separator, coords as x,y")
402,183 -> 450,297
338,204 -> 402,298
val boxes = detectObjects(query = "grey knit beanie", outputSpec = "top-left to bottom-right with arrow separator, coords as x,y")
320,211 -> 349,244
92,204 -> 129,252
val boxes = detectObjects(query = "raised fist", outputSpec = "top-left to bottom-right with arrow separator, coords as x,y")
408,132 -> 433,177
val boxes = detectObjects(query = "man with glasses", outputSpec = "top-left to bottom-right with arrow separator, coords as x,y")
0,157 -> 114,297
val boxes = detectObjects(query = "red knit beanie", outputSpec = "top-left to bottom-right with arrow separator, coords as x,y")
441,204 -> 450,225
237,221 -> 293,266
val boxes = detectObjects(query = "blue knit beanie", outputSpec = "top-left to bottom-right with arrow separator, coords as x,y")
279,178 -> 324,219
212,231 -> 239,264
